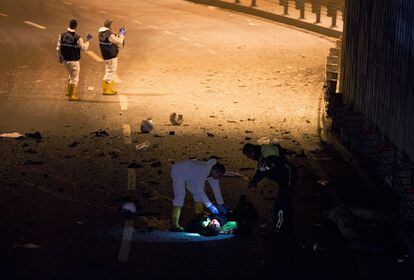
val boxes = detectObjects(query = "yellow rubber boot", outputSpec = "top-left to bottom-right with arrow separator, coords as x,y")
66,80 -> 70,96
102,80 -> 118,95
67,84 -> 79,101
110,81 -> 118,95
194,202 -> 204,215
171,206 -> 184,232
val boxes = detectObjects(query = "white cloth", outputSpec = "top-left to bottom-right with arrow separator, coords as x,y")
171,159 -> 224,207
64,61 -> 80,85
56,28 -> 89,86
103,57 -> 118,82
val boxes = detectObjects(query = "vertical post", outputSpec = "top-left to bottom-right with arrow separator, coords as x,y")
279,0 -> 289,15
235,0 -> 240,4
327,1 -> 338,28
251,0 -> 257,7
295,0 -> 305,19
312,0 -> 322,23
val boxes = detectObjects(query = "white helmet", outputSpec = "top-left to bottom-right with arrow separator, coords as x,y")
121,202 -> 137,213
140,118 -> 154,133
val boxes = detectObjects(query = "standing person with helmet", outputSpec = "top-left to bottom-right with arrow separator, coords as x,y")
98,19 -> 126,95
56,19 -> 93,101
242,143 -> 298,236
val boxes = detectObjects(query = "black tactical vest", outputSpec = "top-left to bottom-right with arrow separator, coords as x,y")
99,30 -> 119,60
60,31 -> 81,61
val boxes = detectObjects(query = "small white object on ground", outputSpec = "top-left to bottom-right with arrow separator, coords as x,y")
87,86 -> 94,91
136,141 -> 151,151
122,202 -> 137,214
0,132 -> 24,138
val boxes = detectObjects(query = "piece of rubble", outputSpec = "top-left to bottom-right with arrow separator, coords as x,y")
128,163 -> 144,169
150,161 -> 162,168
207,133 -> 215,138
169,113 -> 184,125
136,141 -> 150,151
25,131 -> 42,140
141,118 -> 154,133
91,130 -> 109,137
169,131 -> 175,136
69,141 -> 80,147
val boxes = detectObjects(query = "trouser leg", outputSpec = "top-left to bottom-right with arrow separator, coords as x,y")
103,57 -> 117,82
65,61 -> 80,85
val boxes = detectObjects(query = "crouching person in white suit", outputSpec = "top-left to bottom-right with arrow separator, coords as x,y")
170,159 -> 228,232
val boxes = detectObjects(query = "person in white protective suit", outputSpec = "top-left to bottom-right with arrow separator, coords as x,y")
170,159 -> 228,232
98,19 -> 126,95
56,19 -> 92,101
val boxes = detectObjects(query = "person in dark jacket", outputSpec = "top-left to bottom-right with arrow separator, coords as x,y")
243,143 -> 297,235
56,19 -> 92,101
98,19 -> 126,95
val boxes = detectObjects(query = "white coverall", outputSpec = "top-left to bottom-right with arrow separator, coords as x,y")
56,28 -> 89,85
171,159 -> 224,208
98,27 -> 124,82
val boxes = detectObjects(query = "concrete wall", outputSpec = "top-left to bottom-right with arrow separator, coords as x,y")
341,0 -> 414,160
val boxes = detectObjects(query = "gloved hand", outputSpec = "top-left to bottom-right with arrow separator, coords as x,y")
218,204 -> 228,215
59,55 -> 64,64
208,204 -> 219,215
247,181 -> 257,189
119,26 -> 127,36
86,34 -> 93,41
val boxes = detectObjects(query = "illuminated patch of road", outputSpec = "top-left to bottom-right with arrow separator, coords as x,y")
24,21 -> 47,30
179,36 -> 191,42
148,25 -> 159,30
115,14 -> 126,19
62,1 -> 73,6
79,5 -> 90,10
0,12 -> 8,17
133,20 -> 143,24
118,95 -> 128,111
97,10 -> 107,14
85,50 -> 104,62
163,30 -> 176,36
192,42 -> 203,47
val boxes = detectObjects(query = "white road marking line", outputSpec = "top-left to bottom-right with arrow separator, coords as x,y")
0,12 -> 8,17
62,1 -> 73,5
148,25 -> 159,30
79,5 -> 90,10
97,10 -> 107,14
133,20 -> 143,24
24,21 -> 47,30
123,124 -> 132,144
248,22 -> 259,26
118,220 -> 134,262
86,50 -> 104,62
119,95 -> 128,111
115,14 -> 126,19
179,36 -> 191,42
163,30 -> 175,36
207,6 -> 218,10
127,168 -> 137,190
192,42 -> 203,47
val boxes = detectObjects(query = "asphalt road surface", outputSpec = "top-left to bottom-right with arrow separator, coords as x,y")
1,1 -> 409,279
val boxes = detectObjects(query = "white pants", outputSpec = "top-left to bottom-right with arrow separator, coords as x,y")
64,61 -> 80,85
103,57 -> 118,82
171,166 -> 201,207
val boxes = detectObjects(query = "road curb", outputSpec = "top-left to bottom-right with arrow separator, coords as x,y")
186,0 -> 342,38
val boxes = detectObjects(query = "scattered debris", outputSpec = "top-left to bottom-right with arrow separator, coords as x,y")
153,134 -> 163,138
92,130 -> 109,137
224,171 -> 249,180
128,163 -> 144,169
169,113 -> 184,125
245,130 -> 253,134
317,179 -> 330,187
141,118 -> 154,133
244,137 -> 251,141
207,133 -> 215,138
87,86 -> 94,91
240,167 -> 255,171
169,131 -> 175,136
25,131 -> 42,140
135,141 -> 150,151
150,161 -> 162,168
68,141 -> 80,147
0,132 -> 24,139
